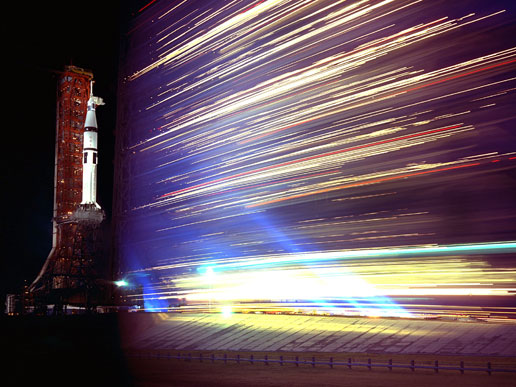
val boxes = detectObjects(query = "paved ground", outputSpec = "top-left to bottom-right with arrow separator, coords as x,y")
5,313 -> 515,386
126,355 -> 516,387
120,312 -> 516,356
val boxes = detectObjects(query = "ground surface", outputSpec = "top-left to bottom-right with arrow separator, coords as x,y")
127,353 -> 516,387
120,312 -> 516,356
3,313 -> 516,386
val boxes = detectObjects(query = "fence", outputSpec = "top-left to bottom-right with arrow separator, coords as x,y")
130,351 -> 516,375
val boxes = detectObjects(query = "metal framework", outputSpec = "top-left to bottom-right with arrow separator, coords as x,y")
30,66 -> 104,312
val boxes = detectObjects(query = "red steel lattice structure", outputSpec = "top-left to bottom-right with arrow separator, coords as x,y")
54,66 -> 92,222
31,66 -> 103,306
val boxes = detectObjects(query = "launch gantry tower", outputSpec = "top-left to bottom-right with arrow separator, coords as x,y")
30,66 -> 106,313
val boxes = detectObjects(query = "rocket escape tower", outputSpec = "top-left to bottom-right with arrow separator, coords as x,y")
30,66 -> 106,311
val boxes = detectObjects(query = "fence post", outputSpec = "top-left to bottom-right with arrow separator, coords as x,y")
411,360 -> 415,372
251,354 -> 254,365
224,353 -> 227,364
265,354 -> 269,366
237,354 -> 240,364
177,352 -> 181,360
312,356 -> 316,368
200,353 -> 203,363
295,356 -> 299,367
280,355 -> 283,366
330,357 -> 333,369
434,360 -> 438,374
211,354 -> 215,363
389,359 -> 392,371
487,362 -> 491,376
368,358 -> 372,371
188,353 -> 192,362
348,358 -> 352,369
460,360 -> 464,375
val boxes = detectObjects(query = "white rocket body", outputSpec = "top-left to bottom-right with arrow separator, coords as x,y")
81,83 -> 104,208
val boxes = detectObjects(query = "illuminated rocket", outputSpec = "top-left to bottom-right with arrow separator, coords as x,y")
81,81 -> 104,209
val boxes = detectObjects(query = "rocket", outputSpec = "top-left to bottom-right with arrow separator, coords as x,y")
81,81 -> 104,208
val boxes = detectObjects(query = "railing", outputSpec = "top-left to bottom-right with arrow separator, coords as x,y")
130,351 -> 516,375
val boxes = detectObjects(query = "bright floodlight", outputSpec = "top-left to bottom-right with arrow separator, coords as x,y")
115,280 -> 129,287
221,305 -> 232,318
204,266 -> 216,282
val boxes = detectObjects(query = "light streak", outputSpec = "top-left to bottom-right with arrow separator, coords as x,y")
116,0 -> 516,318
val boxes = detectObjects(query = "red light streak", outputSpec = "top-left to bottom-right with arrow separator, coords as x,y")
207,169 -> 341,197
246,162 -> 482,208
388,58 -> 516,99
138,0 -> 158,13
161,124 -> 462,198
241,57 -> 516,144
239,0 -> 267,15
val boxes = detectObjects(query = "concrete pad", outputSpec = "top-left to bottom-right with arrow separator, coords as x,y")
119,313 -> 516,356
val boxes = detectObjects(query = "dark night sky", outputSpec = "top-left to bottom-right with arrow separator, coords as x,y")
1,1 -> 124,302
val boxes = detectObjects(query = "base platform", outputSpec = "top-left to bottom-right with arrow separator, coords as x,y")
119,312 -> 516,356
